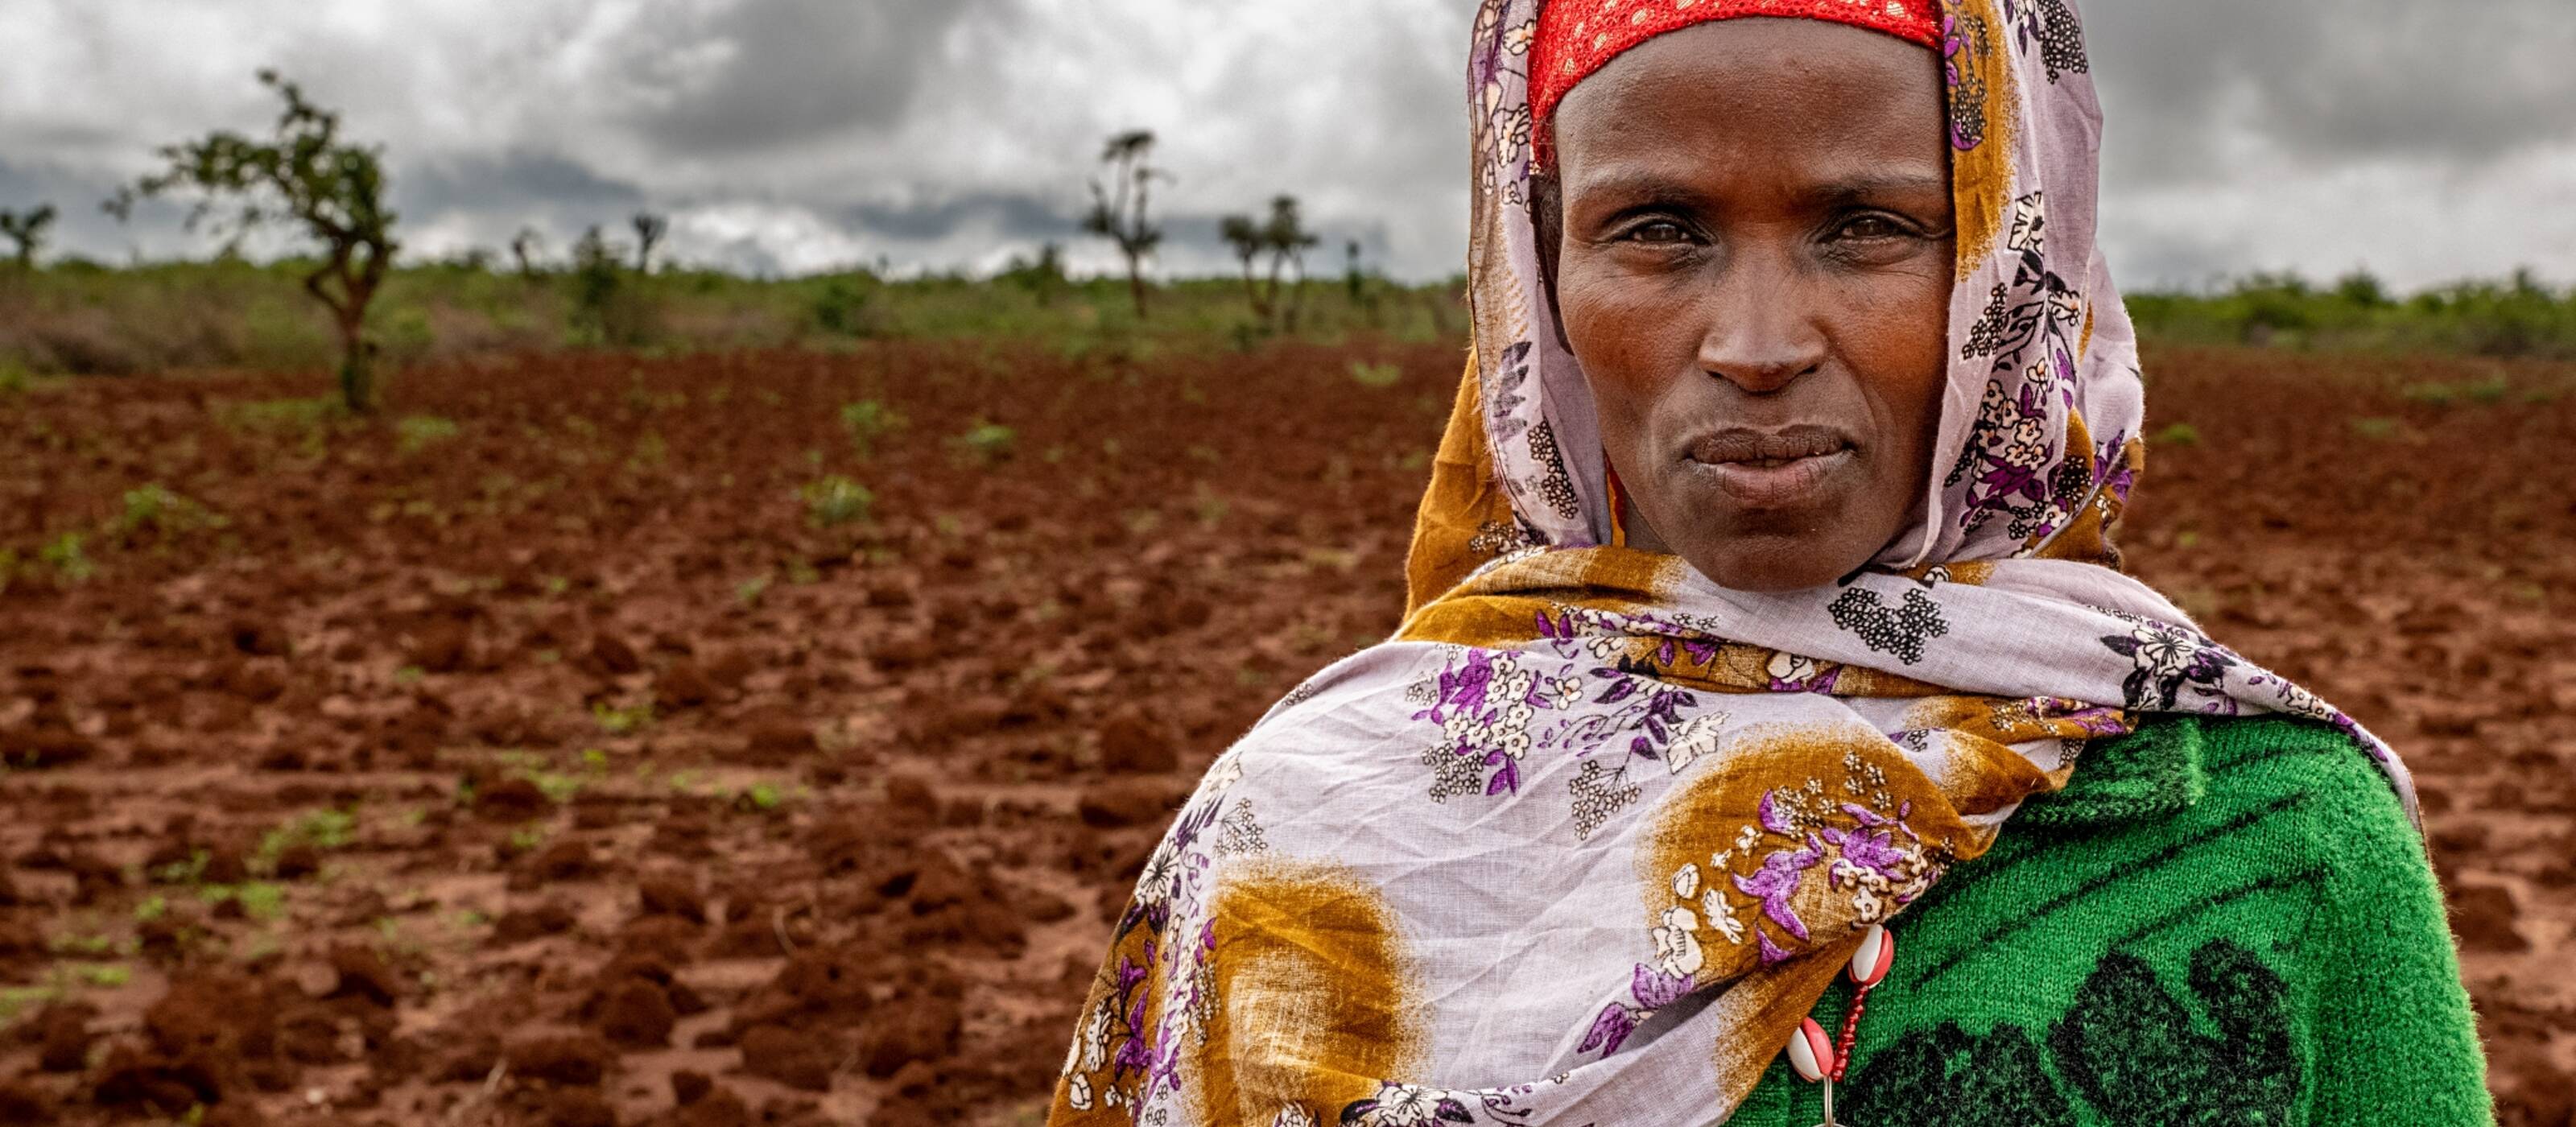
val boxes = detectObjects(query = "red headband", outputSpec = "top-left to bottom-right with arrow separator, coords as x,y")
1530,0 -> 1942,164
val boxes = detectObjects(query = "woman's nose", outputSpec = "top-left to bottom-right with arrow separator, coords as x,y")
1694,251 -> 1827,394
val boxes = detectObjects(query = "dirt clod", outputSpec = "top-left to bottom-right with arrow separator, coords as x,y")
505,1034 -> 617,1088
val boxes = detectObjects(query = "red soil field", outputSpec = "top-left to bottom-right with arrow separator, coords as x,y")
0,341 -> 2570,1125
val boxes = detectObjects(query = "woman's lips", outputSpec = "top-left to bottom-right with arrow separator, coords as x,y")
1679,427 -> 1858,510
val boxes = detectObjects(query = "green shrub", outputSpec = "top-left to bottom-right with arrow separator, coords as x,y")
1349,360 -> 1402,389
39,532 -> 93,582
801,475 -> 874,527
952,421 -> 1017,464
2152,422 -> 2202,448
811,276 -> 880,337
254,808 -> 356,873
2400,375 -> 2511,407
396,414 -> 462,453
840,399 -> 906,456
113,484 -> 227,539
592,700 -> 654,735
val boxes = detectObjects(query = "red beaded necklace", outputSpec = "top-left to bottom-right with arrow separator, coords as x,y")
1783,923 -> 1895,1126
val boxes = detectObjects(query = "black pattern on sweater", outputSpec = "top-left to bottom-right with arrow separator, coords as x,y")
1843,939 -> 2298,1125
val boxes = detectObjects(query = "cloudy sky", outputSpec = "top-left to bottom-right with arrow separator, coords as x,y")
3,0 -> 2572,291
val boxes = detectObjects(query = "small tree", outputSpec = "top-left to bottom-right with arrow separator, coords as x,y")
2332,268 -> 2388,309
0,204 -> 56,268
510,226 -> 544,281
569,225 -> 622,341
1084,130 -> 1165,318
108,70 -> 398,412
998,242 -> 1068,307
631,212 -> 667,275
1219,214 -> 1271,320
1261,196 -> 1319,332
1345,238 -> 1381,327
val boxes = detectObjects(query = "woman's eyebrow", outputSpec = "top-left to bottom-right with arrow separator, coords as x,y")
1813,171 -> 1948,204
1566,168 -> 1948,206
1563,168 -> 1707,204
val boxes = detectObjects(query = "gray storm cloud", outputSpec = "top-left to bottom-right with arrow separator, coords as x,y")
0,0 -> 2569,288
611,0 -> 1017,155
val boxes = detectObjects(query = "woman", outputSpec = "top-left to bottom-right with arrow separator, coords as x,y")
1050,1 -> 2491,1123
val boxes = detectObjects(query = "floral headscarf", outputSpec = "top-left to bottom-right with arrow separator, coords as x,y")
1050,2 -> 2413,1125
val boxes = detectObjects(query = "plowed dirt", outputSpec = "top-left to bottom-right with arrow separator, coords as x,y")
1,341 -> 2570,1124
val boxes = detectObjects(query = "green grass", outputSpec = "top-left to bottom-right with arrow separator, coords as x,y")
526,770 -> 584,804
49,933 -> 117,957
149,849 -> 210,886
951,421 -> 1018,465
74,964 -> 132,988
0,257 -> 1465,380
840,399 -> 906,456
2125,268 -> 2576,360
196,881 -> 289,922
249,808 -> 356,877
0,985 -> 62,1025
38,532 -> 93,583
396,414 -> 463,452
801,475 -> 874,527
2398,375 -> 2513,407
592,700 -> 654,736
1349,360 -> 1403,388
112,484 -> 227,539
219,395 -> 343,434
2153,422 -> 2202,448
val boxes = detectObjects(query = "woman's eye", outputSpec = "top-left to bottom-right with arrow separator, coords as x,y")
1835,215 -> 1909,242
1623,220 -> 1690,245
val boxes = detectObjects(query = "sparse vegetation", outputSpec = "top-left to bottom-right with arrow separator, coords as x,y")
801,474 -> 874,527
2153,422 -> 2202,448
1,204 -> 56,268
396,413 -> 461,452
1349,360 -> 1402,389
255,807 -> 356,873
110,484 -> 228,541
108,70 -> 399,412
952,421 -> 1017,465
1084,130 -> 1166,318
630,212 -> 668,274
592,700 -> 654,736
2126,267 -> 2576,359
1220,196 -> 1322,331
840,399 -> 906,456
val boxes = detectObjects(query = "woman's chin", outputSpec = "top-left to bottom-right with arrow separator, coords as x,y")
1666,529 -> 1877,593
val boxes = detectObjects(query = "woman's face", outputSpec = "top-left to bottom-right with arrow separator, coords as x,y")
1548,19 -> 1954,592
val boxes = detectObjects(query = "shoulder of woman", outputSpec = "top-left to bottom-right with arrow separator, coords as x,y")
2016,712 -> 2421,867
2186,713 -> 2419,834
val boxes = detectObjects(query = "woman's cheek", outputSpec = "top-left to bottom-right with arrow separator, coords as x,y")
1564,262 -> 1693,398
1832,275 -> 1950,420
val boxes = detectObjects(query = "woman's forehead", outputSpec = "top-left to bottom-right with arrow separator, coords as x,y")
1551,22 -> 1948,189
1530,0 -> 1942,165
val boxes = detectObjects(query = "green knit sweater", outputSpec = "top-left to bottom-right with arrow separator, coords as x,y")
1730,715 -> 2492,1126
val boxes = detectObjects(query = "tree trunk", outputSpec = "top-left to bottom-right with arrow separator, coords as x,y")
336,312 -> 374,415
1265,254 -> 1287,330
1126,253 -> 1148,320
1239,259 -> 1268,318
1283,255 -> 1307,334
